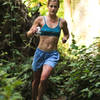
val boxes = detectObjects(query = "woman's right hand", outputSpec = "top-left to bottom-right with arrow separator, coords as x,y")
27,27 -> 38,37
26,16 -> 43,37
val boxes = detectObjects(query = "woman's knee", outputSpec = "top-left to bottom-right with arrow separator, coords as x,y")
40,65 -> 53,81
39,79 -> 46,87
40,74 -> 48,84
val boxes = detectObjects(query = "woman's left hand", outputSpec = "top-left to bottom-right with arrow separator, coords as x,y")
62,37 -> 67,43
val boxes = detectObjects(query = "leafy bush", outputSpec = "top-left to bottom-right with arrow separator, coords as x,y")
65,42 -> 100,100
0,54 -> 33,100
0,70 -> 23,100
49,37 -> 100,100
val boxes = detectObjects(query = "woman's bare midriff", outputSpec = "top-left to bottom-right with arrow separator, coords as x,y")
38,36 -> 59,52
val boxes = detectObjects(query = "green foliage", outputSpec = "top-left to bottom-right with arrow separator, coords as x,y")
0,0 -> 37,99
0,0 -> 30,60
23,0 -> 64,17
49,36 -> 100,100
0,55 -> 33,100
0,70 -> 23,100
65,43 -> 100,100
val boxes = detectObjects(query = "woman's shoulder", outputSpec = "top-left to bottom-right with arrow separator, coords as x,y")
59,18 -> 68,28
60,18 -> 67,24
34,16 -> 44,24
36,16 -> 44,21
35,16 -> 45,26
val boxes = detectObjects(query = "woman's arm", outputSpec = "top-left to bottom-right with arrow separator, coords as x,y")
61,19 -> 70,43
26,16 -> 42,37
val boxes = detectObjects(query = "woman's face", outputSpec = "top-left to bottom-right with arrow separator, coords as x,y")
48,1 -> 59,16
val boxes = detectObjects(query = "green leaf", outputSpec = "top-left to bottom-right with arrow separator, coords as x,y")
81,75 -> 86,79
68,63 -> 77,67
81,88 -> 89,92
2,2 -> 10,5
88,91 -> 93,98
71,44 -> 78,50
10,92 -> 23,100
95,82 -> 100,87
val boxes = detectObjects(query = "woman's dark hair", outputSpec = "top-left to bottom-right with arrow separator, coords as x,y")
48,0 -> 60,8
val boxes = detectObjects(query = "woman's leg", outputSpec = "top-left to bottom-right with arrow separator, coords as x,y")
37,64 -> 53,100
32,69 -> 42,100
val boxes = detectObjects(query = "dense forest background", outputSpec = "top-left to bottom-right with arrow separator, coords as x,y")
0,0 -> 100,100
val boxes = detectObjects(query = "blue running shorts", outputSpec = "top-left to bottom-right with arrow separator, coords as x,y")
32,48 -> 60,71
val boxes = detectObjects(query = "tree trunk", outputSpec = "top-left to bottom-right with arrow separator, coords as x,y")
0,0 -> 39,59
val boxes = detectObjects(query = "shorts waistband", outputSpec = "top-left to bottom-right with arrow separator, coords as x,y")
37,48 -> 57,53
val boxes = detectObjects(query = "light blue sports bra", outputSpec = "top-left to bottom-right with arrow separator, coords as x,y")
40,16 -> 61,37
